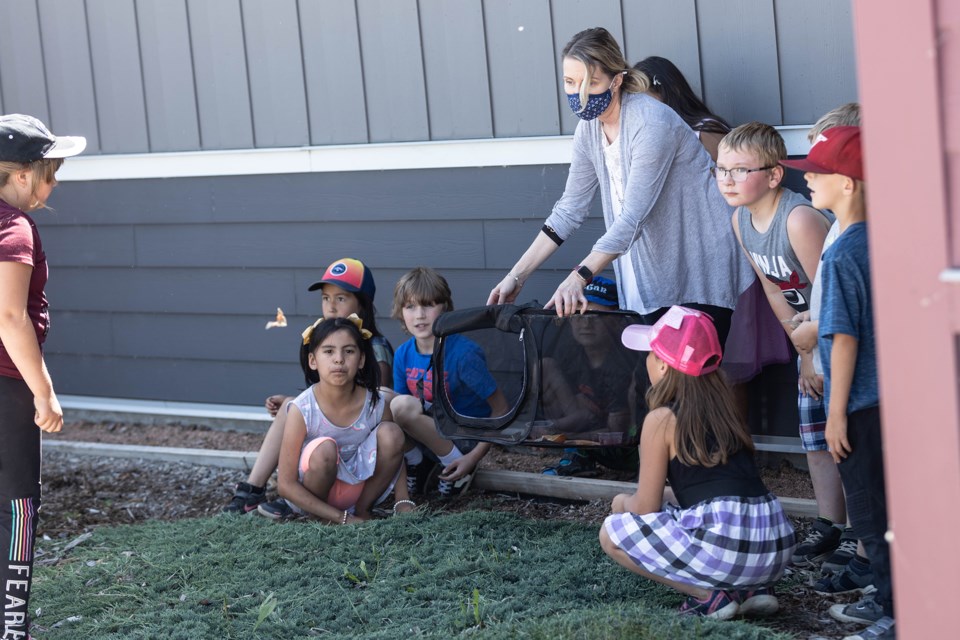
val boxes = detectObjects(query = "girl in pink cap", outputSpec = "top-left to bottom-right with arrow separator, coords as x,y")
600,306 -> 795,620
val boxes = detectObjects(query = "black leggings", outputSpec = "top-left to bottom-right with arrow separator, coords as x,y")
0,375 -> 41,639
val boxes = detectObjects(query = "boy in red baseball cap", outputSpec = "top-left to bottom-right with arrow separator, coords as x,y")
782,127 -> 896,640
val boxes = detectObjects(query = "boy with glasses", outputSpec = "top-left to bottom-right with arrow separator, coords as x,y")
719,123 -> 845,570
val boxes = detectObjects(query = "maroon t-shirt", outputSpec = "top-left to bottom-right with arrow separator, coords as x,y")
0,199 -> 49,379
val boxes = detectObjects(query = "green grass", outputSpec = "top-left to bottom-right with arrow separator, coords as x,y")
32,511 -> 794,639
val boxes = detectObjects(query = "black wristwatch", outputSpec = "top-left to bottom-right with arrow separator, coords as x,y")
574,264 -> 594,285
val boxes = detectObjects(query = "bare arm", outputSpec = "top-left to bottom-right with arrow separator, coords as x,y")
825,333 -> 858,463
487,231 -> 563,305
618,407 -> 672,515
0,261 -> 62,432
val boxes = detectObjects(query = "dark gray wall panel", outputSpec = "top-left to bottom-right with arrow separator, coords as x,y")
550,0 -> 624,135
697,0 -> 782,126
622,0 -> 702,97
356,0 -> 429,142
37,0 -> 100,152
298,0 -> 368,144
133,221 -> 485,268
108,313 -> 302,363
47,268 -> 298,314
775,0 -> 858,124
86,0 -> 150,152
46,354 -> 300,404
240,0 -> 309,147
38,225 -> 136,267
419,0 -> 494,139
0,0 -> 49,121
135,0 -> 201,152
43,311 -> 115,357
43,165 -> 575,225
186,0 -> 254,149
483,0 -> 559,137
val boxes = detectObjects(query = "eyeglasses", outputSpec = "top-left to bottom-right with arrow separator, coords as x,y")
710,166 -> 774,182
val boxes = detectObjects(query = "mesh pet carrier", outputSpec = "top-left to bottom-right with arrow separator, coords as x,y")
429,303 -> 647,446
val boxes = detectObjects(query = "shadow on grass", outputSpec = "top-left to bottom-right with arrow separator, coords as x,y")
32,511 -> 793,639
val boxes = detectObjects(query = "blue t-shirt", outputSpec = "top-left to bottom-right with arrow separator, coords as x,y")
393,334 -> 498,418
818,222 -> 879,413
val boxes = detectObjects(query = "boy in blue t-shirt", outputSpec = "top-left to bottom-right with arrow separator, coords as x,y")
781,126 -> 894,640
390,267 -> 509,498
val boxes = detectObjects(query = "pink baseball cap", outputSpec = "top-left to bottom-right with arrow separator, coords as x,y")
779,125 -> 863,181
621,306 -> 722,376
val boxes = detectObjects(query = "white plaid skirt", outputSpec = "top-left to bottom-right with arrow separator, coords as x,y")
603,494 -> 796,590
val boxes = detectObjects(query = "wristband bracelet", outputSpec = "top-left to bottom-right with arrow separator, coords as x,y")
541,224 -> 564,246
341,509 -> 348,525
507,272 -> 520,285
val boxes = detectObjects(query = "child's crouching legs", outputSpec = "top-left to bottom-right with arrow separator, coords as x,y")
391,394 -> 455,456
297,439 -> 339,502
354,422 -> 405,518
599,522 -> 711,600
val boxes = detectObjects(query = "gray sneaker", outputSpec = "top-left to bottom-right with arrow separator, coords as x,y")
814,556 -> 875,595
829,595 -> 885,625
842,616 -> 895,640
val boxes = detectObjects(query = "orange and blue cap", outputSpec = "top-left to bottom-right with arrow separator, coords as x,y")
308,258 -> 376,300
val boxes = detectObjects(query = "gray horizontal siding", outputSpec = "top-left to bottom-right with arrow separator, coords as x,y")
2,0 -> 856,153
41,165 -> 579,225
39,166 -> 607,404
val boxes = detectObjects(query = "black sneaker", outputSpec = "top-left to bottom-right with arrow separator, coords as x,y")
222,482 -> 266,514
822,527 -> 859,575
792,516 -> 842,566
406,460 -> 438,496
842,616 -> 895,640
257,497 -> 295,521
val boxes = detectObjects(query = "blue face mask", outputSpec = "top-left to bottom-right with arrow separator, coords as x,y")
567,89 -> 611,121
567,74 -> 620,121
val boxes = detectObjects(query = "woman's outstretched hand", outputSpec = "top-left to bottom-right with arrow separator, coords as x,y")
487,274 -> 522,305
545,272 -> 588,317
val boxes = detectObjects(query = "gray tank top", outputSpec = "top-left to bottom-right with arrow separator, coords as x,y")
737,188 -> 832,313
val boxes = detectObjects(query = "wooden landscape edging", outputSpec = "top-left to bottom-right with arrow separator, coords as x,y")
44,440 -> 817,518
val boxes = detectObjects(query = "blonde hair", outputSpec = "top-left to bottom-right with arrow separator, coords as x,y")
808,103 -> 861,142
0,157 -> 63,208
391,267 -> 454,323
719,121 -> 787,168
561,27 -> 650,113
646,366 -> 754,467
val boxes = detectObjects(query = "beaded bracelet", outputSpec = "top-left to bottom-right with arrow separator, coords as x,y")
341,509 -> 348,525
393,499 -> 416,515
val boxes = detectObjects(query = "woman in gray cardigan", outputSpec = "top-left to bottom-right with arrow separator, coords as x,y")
487,28 -> 752,345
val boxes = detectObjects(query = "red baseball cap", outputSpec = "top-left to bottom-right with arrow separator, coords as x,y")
621,306 -> 722,376
308,258 -> 376,300
779,125 -> 863,181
